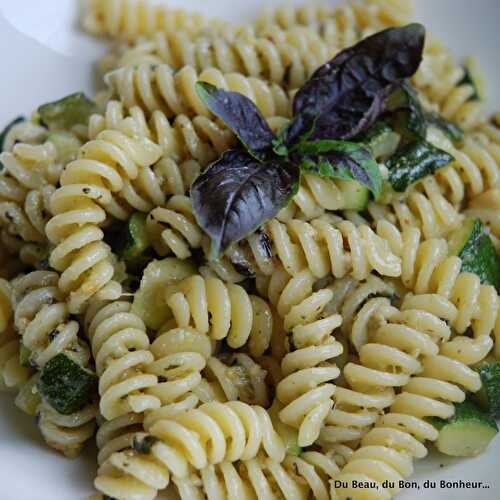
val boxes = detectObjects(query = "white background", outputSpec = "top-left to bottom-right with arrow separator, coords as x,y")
0,0 -> 498,498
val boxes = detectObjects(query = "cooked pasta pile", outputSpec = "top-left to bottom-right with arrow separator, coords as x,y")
0,1 -> 499,499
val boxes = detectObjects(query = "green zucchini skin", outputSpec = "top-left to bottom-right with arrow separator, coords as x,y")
386,139 -> 454,192
474,359 -> 500,418
38,353 -> 98,415
448,218 -> 500,290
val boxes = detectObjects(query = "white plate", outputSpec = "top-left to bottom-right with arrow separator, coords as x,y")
0,0 -> 498,499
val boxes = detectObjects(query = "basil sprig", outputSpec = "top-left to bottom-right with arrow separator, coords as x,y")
191,24 -> 427,257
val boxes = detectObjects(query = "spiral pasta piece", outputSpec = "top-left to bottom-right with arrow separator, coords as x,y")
105,64 -> 291,118
144,325 -> 211,429
163,274 -> 275,350
90,100 -> 234,170
95,416 -> 170,500
275,278 -> 343,446
115,26 -> 335,90
146,195 -> 203,259
414,39 -> 484,130
45,126 -> 162,312
97,402 -> 284,499
0,278 -> 30,391
267,216 -> 401,279
387,226 -> 499,346
465,188 -> 500,247
82,0 -> 232,41
150,401 -> 285,471
333,293 -> 482,500
0,140 -> 60,244
11,271 -> 97,455
84,299 -> 161,421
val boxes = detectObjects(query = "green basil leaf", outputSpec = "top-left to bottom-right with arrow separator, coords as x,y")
191,149 -> 299,257
387,139 -> 454,192
195,82 -> 275,159
297,140 -> 382,198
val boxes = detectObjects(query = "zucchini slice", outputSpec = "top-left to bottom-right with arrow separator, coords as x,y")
114,212 -> 154,273
474,358 -> 500,418
448,218 -> 500,290
38,92 -> 99,131
432,398 -> 498,457
386,139 -> 454,192
132,258 -> 196,329
38,353 -> 98,415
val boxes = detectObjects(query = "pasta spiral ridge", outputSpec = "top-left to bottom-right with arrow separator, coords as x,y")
115,26 -> 335,90
163,274 -> 275,349
12,271 -> 97,455
105,64 -> 291,118
266,216 -> 401,280
144,324 -> 211,430
45,126 -> 162,312
95,414 -> 169,500
254,0 -> 413,46
147,195 -> 203,259
173,451 -> 339,500
82,0 -> 232,42
83,299 -> 161,421
150,401 -> 286,470
96,401 -> 285,499
90,100 -> 233,168
333,293 -> 482,500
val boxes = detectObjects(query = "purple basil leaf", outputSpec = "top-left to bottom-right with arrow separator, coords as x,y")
291,23 -> 425,142
191,149 -> 299,257
196,82 -> 275,159
296,140 -> 382,198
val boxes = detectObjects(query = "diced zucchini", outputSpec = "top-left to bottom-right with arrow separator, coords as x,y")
47,131 -> 81,163
38,92 -> 99,131
359,121 -> 401,160
15,374 -> 41,416
113,213 -> 152,273
386,139 -> 454,192
268,399 -> 302,456
431,398 -> 498,457
19,343 -> 31,368
132,258 -> 196,329
38,353 -> 98,415
448,218 -> 500,290
424,112 -> 464,144
337,179 -> 370,211
0,116 -> 25,152
473,358 -> 500,418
